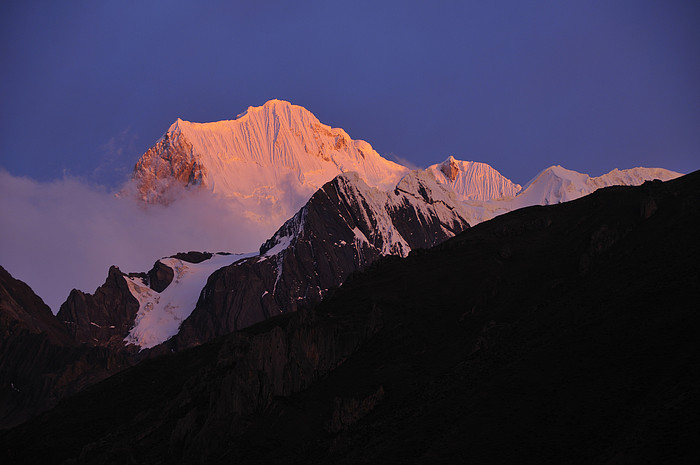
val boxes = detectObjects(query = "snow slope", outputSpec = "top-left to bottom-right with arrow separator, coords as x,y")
514,165 -> 682,206
427,156 -> 522,201
131,99 -> 681,231
131,99 -> 408,227
459,164 -> 683,225
123,253 -> 253,349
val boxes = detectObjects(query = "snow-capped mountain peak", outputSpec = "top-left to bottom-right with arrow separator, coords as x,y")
515,165 -> 683,207
131,100 -> 408,228
456,164 -> 683,225
427,156 -> 522,201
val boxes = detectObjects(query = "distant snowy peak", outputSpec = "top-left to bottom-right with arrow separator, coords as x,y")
131,100 -> 407,225
427,156 -> 522,201
514,165 -> 683,207
458,164 -> 684,225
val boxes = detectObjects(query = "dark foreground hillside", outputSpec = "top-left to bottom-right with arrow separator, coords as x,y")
2,171 -> 699,464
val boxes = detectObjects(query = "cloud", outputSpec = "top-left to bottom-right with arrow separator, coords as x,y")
384,152 -> 422,170
92,128 -> 139,187
0,170 -> 277,313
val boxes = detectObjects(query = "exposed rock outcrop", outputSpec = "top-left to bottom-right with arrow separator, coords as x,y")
147,260 -> 175,293
0,266 -> 130,429
132,129 -> 205,204
56,266 -> 140,350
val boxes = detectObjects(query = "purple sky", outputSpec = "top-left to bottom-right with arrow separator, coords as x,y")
1,1 -> 698,188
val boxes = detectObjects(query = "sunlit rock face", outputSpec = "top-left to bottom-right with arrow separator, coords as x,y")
129,99 -> 408,225
440,157 -> 461,181
132,131 -> 206,204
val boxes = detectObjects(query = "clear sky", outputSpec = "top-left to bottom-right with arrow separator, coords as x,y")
1,0 -> 698,188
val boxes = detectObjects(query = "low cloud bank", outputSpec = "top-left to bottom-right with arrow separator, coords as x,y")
0,170 -> 276,313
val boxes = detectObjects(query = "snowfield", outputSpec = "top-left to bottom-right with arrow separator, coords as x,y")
123,253 -> 254,349
132,99 -> 409,229
453,164 -> 682,225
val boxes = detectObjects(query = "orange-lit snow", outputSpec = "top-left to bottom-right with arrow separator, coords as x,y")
132,100 -> 408,229
427,156 -> 522,201
457,164 -> 683,224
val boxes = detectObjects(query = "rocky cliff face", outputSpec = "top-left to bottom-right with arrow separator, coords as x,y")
131,130 -> 205,204
0,266 -> 130,429
0,265 -> 75,427
173,171 -> 470,348
56,266 -> 141,350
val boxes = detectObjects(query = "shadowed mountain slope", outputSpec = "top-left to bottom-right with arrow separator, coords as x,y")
0,267 -> 132,429
173,170 -> 469,348
2,171 -> 698,464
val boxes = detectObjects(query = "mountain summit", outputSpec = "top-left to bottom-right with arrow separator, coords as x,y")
450,163 -> 682,225
130,99 -> 681,230
427,156 -> 522,201
515,164 -> 682,206
131,100 -> 407,225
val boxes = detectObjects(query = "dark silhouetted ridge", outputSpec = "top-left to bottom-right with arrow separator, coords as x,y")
2,171 -> 699,464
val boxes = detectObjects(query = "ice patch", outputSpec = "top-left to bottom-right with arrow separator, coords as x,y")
264,235 -> 292,257
352,227 -> 369,244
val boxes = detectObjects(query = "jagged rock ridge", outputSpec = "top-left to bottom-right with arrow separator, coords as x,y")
0,266 -> 131,429
0,169 -> 470,425
173,170 -> 470,348
131,130 -> 206,204
51,171 -> 469,351
57,266 -> 140,350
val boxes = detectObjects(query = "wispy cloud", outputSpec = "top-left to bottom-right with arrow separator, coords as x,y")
384,152 -> 422,170
91,128 -> 139,187
0,170 -> 275,313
